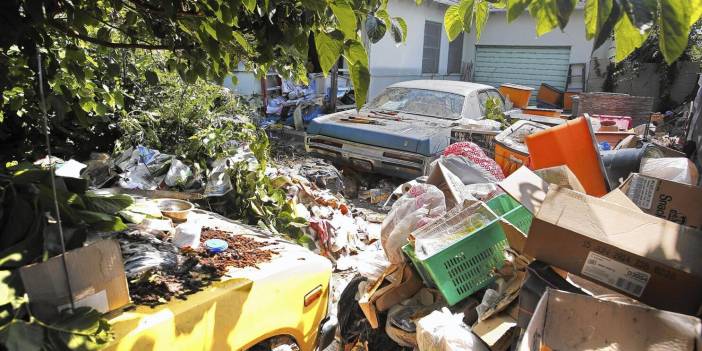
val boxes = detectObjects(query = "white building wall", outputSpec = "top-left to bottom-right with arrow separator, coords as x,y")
367,0 -> 466,98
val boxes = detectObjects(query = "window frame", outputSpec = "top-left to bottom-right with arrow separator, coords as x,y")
421,21 -> 442,74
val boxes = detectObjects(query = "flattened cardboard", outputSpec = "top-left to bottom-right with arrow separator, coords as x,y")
20,239 -> 130,315
518,289 -> 702,351
524,185 -> 702,315
620,173 -> 702,229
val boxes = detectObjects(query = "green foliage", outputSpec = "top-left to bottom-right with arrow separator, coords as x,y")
448,0 -> 702,64
0,0 -> 405,165
115,62 -> 259,165
0,168 -> 131,350
484,97 -> 510,129
205,127 -> 310,243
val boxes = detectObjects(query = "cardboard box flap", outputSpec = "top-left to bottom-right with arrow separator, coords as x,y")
497,166 -> 549,214
20,239 -> 130,315
601,188 -> 642,212
519,289 -> 702,351
537,185 -> 702,277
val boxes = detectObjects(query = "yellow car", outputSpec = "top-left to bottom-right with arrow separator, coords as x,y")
104,212 -> 336,351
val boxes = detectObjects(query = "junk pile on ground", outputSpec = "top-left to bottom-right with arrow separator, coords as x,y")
336,111 -> 702,350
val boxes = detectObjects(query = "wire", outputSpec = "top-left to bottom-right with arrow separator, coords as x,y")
36,49 -> 76,311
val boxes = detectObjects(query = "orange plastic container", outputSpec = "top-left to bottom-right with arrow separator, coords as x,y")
521,107 -> 563,118
494,120 -> 548,176
494,142 -> 529,176
499,84 -> 533,109
525,117 -> 609,196
536,83 -> 563,107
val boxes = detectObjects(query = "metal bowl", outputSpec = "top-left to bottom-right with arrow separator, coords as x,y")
156,199 -> 194,222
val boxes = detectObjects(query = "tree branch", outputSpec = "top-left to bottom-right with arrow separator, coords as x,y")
48,19 -> 183,50
125,0 -> 204,18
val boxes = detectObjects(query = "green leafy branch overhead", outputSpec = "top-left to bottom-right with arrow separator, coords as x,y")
444,0 -> 702,64
0,0 -> 405,132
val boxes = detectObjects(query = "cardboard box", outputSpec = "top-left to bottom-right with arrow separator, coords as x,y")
518,289 -> 702,351
620,173 -> 702,229
524,186 -> 702,315
20,239 -> 130,316
533,165 -> 585,193
601,188 -> 642,212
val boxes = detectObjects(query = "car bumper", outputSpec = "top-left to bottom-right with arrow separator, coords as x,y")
305,135 -> 434,179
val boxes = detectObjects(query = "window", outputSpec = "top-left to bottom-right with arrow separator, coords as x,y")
422,21 -> 442,74
447,33 -> 464,74
365,87 -> 465,119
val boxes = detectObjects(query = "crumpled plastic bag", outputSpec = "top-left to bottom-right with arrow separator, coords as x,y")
416,308 -> 489,351
640,157 -> 699,185
381,184 -> 446,264
355,246 -> 390,282
165,159 -> 193,187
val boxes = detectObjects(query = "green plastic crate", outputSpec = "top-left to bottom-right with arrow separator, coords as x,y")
487,194 -> 533,234
403,207 -> 508,305
402,195 -> 532,306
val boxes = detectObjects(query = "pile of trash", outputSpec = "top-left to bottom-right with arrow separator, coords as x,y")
335,113 -> 702,351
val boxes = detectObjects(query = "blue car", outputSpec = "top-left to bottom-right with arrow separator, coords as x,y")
305,80 -> 508,179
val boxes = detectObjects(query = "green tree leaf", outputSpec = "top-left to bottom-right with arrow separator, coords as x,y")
593,2 -> 621,49
343,40 -> 370,108
659,0 -> 691,64
584,0 -> 613,40
330,0 -> 358,39
507,0 -> 531,22
376,9 -> 391,27
0,321 -> 43,351
145,70 -> 159,84
242,0 -> 256,12
391,17 -> 407,43
613,12 -> 650,62
691,0 -> 702,25
365,16 -> 387,43
529,0 -> 559,36
446,0 -> 476,38
314,30 -> 344,75
475,0 -> 490,41
445,4 -> 466,41
233,32 -> 252,53
555,0 -> 577,29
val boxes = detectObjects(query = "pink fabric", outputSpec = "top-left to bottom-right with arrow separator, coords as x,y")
443,142 -> 505,181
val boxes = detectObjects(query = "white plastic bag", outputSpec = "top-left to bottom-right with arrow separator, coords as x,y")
640,157 -> 699,185
416,308 -> 489,351
355,246 -> 391,282
381,184 -> 446,264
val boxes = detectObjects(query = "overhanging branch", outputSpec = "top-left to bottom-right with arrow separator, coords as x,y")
48,19 -> 183,50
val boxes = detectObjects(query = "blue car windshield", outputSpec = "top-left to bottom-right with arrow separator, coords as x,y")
364,87 -> 465,119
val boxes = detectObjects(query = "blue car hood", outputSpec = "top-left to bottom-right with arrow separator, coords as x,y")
307,111 -> 454,156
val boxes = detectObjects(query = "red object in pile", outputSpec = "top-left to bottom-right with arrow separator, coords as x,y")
443,142 -> 505,181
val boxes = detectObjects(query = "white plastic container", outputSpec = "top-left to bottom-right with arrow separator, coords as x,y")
173,221 -> 202,249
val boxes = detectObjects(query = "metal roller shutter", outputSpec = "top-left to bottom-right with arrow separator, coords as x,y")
473,45 -> 571,103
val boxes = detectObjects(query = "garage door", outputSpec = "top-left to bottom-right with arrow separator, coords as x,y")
473,46 -> 571,104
